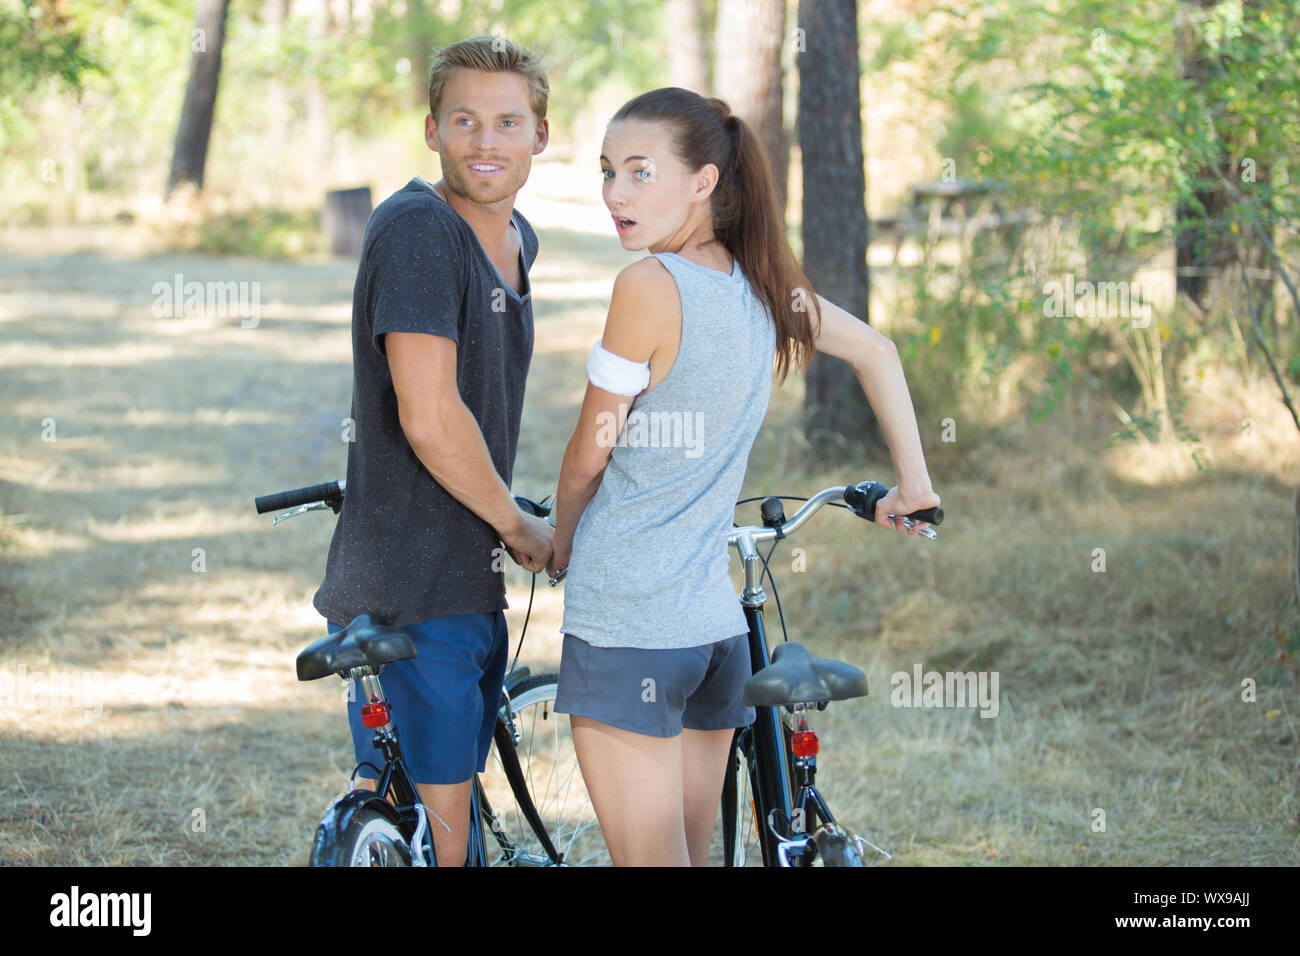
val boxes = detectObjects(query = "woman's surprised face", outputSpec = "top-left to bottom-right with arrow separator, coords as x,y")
600,119 -> 718,252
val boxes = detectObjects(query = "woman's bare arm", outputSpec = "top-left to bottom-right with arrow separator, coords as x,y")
807,291 -> 940,529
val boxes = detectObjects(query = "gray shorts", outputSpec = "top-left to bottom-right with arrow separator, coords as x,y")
554,632 -> 757,738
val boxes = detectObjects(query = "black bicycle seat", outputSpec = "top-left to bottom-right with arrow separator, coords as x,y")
296,614 -> 416,682
742,641 -> 869,707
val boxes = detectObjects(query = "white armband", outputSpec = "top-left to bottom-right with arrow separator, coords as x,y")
587,338 -> 651,396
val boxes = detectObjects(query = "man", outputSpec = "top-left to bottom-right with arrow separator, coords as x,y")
312,36 -> 554,866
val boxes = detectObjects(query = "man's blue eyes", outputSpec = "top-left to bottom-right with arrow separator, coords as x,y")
455,118 -> 517,126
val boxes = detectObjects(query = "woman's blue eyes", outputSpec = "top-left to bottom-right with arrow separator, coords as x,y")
602,169 -> 652,181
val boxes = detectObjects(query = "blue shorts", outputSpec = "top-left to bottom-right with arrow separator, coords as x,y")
327,611 -> 509,786
554,632 -> 756,738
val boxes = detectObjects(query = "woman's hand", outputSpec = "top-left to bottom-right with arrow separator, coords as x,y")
873,484 -> 941,535
546,540 -> 572,580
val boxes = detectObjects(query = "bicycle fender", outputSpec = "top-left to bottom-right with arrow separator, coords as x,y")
309,789 -> 405,866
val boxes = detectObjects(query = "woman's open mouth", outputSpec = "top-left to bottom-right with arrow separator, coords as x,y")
613,215 -> 637,234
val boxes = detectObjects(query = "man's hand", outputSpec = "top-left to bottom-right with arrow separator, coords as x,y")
501,512 -> 554,573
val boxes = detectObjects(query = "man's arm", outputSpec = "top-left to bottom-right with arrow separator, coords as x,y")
385,331 -> 552,571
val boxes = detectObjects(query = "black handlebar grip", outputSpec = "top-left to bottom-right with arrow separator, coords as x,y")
844,481 -> 943,526
513,495 -> 552,519
255,481 -> 344,515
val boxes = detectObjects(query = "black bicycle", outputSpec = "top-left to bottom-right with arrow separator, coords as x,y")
719,481 -> 943,866
255,480 -> 611,867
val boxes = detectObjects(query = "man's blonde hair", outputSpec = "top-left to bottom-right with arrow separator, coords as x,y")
428,36 -> 550,127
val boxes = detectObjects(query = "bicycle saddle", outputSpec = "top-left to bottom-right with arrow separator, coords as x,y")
296,614 -> 416,682
742,641 -> 869,707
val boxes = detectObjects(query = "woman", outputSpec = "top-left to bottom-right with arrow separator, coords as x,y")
547,88 -> 940,866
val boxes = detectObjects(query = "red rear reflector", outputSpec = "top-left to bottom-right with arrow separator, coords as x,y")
361,702 -> 390,728
792,730 -> 819,756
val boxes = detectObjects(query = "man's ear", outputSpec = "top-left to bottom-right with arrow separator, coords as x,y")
425,113 -> 440,153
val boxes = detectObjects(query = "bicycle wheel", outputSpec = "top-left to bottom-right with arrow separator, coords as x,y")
478,674 -> 611,866
314,806 -> 411,867
720,731 -> 764,866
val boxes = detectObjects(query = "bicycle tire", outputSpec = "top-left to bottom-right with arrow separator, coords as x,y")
478,674 -> 611,866
316,806 -> 411,867
721,731 -> 764,866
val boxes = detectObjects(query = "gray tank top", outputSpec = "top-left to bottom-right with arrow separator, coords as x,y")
560,250 -> 776,649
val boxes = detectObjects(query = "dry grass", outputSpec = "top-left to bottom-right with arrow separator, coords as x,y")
2,155 -> 1298,865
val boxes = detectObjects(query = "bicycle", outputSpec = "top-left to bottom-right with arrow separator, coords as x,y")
254,480 -> 611,867
718,481 -> 943,866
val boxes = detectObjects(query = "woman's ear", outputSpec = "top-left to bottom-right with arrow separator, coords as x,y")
695,163 -> 720,202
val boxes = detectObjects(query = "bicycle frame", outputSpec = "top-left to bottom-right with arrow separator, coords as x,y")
722,490 -> 863,867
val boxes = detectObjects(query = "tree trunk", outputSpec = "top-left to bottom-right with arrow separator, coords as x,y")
166,0 -> 231,198
1176,1 -> 1275,336
266,0 -> 292,197
797,0 -> 880,460
666,0 -> 709,95
713,0 -> 788,215
409,0 -> 436,109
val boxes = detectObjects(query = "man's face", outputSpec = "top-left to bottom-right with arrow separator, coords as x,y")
426,68 -> 548,205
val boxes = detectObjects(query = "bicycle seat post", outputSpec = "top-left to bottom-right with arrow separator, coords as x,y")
789,704 -> 819,789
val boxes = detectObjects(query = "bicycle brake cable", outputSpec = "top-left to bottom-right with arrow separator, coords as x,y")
509,570 -> 537,676
759,537 -> 791,643
737,494 -> 848,645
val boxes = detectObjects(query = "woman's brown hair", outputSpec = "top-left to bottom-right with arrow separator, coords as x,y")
609,88 -> 820,384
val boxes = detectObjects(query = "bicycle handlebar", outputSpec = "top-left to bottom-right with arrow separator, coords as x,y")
253,480 -> 552,521
255,479 -> 941,546
255,480 -> 346,515
729,482 -> 943,549
843,481 -> 943,526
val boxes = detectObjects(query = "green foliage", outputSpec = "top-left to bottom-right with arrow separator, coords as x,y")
898,0 -> 1300,457
0,0 -> 102,143
0,0 -> 100,96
